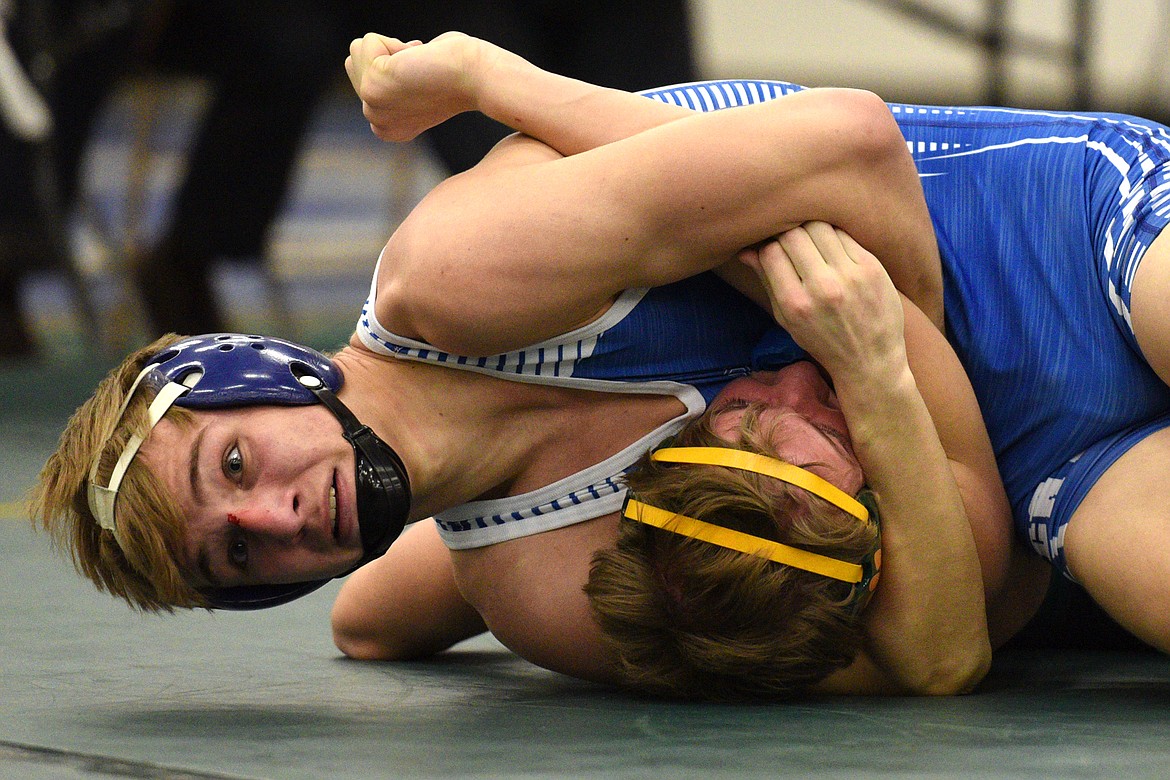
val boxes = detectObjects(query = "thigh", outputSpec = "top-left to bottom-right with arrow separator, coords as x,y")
1063,425 -> 1170,653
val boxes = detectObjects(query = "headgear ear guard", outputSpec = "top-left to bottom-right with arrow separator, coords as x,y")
86,333 -> 411,610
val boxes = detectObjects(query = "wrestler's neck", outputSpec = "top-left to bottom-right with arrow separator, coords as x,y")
330,344 -> 567,519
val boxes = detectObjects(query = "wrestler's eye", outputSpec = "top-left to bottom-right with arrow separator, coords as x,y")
227,535 -> 249,569
813,422 -> 852,454
223,445 -> 244,479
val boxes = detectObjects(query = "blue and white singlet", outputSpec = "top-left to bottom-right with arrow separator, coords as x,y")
357,80 -> 1170,577
640,80 -> 1170,578
356,263 -> 783,548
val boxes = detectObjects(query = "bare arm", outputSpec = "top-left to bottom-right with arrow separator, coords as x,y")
346,33 -> 943,354
747,224 -> 991,695
448,514 -> 623,685
902,294 -> 1052,651
331,521 -> 486,661
346,32 -> 694,156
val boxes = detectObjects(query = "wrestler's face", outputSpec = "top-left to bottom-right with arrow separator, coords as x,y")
139,404 -> 364,589
708,361 -> 864,494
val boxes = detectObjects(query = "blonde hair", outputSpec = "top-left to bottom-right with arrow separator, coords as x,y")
29,334 -> 210,611
586,405 -> 880,701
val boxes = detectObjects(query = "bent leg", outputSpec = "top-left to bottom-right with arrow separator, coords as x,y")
1063,425 -> 1170,653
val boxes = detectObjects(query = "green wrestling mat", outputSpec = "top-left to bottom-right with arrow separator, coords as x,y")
3,348 -> 1169,780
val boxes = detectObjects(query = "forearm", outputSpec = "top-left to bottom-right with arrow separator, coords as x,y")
390,88 -> 920,352
483,55 -> 941,312
354,33 -> 942,324
469,47 -> 943,325
372,35 -> 941,349
470,42 -> 694,157
753,227 -> 988,694
331,524 -> 486,661
836,366 -> 991,694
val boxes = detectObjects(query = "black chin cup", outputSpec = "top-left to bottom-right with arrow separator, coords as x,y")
200,365 -> 411,610
313,382 -> 411,567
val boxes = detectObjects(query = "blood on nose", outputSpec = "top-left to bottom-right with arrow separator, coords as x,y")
227,513 -> 241,526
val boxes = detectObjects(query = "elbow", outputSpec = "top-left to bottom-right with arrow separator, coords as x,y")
813,87 -> 944,321
332,618 -> 397,662
332,625 -> 399,662
911,641 -> 993,696
805,88 -> 915,199
331,601 -> 412,662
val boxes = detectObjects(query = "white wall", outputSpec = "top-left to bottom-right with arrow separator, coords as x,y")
691,0 -> 1170,113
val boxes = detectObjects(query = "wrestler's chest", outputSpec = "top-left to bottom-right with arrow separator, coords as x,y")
483,383 -> 686,501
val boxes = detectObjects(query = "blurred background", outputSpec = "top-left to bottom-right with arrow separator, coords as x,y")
698,0 -> 1167,112
1,0 -> 1167,368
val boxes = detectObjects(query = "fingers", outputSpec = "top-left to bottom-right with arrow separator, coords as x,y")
747,238 -> 806,329
735,245 -> 762,271
355,32 -> 406,59
777,226 -> 819,280
755,237 -> 803,297
347,33 -> 417,89
347,34 -> 384,93
345,44 -> 359,92
740,225 -> 832,310
345,33 -> 426,141
761,222 -> 872,320
834,227 -> 887,279
778,221 -> 889,289
784,221 -> 856,274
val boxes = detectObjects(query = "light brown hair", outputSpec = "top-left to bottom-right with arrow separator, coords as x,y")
29,334 -> 209,611
586,404 -> 880,701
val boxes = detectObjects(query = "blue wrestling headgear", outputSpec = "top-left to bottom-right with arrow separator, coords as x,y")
87,333 -> 411,611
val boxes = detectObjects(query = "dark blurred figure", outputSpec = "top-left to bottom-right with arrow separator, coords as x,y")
0,0 -> 696,356
0,0 -> 127,357
0,0 -> 345,353
372,0 -> 699,173
127,1 -> 345,335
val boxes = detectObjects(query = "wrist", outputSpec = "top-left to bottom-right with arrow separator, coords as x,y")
468,38 -> 536,120
835,364 -> 927,443
831,352 -> 915,407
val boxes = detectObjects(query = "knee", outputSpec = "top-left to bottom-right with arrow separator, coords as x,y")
810,88 -> 907,163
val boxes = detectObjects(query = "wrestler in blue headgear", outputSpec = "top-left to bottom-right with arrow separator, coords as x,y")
86,333 -> 411,610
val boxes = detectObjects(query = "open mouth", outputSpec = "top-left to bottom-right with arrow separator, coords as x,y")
330,474 -> 339,541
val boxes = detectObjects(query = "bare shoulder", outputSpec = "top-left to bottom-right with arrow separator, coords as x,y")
369,158 -> 623,355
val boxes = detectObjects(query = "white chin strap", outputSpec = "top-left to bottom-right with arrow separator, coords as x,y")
86,367 -> 201,537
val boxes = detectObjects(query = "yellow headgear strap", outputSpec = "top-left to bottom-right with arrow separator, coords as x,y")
622,498 -> 865,583
621,446 -> 877,585
651,447 -> 869,522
